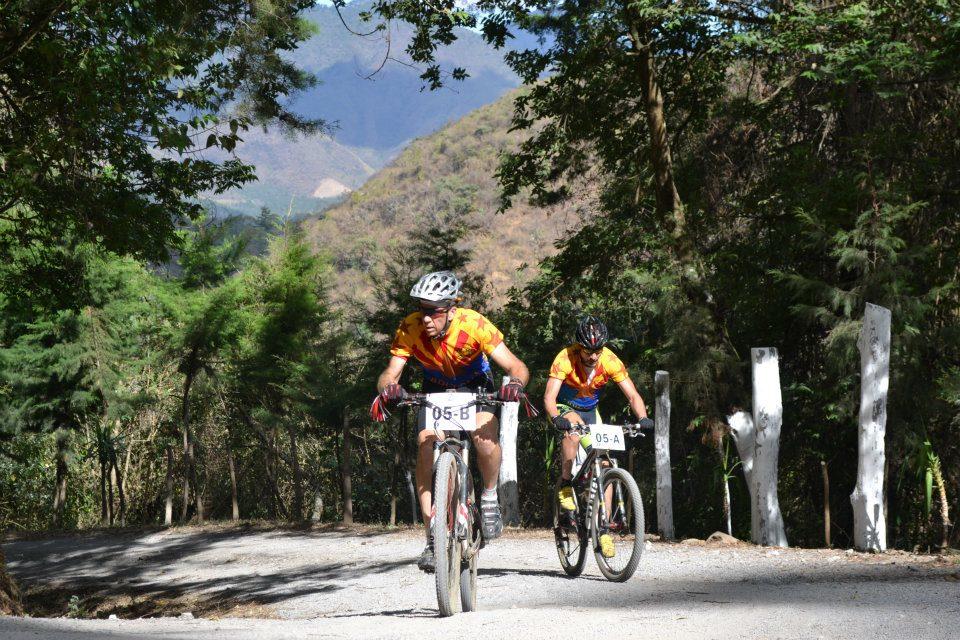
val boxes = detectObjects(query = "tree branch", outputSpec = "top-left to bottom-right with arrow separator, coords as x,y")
0,1 -> 69,69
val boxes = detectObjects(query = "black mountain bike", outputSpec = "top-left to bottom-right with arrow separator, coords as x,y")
395,390 -> 506,617
552,418 -> 652,582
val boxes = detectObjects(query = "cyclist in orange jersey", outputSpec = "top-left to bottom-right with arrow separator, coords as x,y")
543,316 -> 650,558
376,271 -> 530,572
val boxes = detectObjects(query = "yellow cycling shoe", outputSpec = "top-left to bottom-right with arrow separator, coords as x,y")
557,485 -> 576,511
599,533 -> 616,558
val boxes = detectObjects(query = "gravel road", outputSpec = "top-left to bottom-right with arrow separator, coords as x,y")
2,525 -> 958,639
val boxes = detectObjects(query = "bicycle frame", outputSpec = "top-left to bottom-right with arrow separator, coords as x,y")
405,391 -> 505,557
566,423 -> 644,541
432,436 -> 476,549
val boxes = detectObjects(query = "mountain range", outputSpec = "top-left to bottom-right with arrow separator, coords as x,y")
301,89 -> 598,307
205,1 -> 527,217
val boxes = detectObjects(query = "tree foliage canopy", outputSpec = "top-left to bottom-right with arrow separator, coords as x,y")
0,0 -> 322,292
1,1 -> 959,553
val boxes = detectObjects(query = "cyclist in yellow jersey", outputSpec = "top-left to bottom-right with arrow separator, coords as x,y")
376,271 -> 530,572
543,316 -> 650,558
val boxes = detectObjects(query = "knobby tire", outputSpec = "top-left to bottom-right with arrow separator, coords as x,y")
591,467 -> 644,582
459,485 -> 479,612
432,451 -> 461,616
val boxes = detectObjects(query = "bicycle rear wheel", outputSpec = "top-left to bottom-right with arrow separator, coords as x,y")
459,549 -> 478,611
553,474 -> 587,577
433,451 -> 462,616
459,485 -> 479,612
591,467 -> 644,582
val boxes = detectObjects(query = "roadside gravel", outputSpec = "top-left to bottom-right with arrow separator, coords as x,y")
2,525 -> 958,639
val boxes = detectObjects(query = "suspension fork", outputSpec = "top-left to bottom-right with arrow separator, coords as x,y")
609,458 -> 627,523
592,457 -> 609,536
432,437 -> 470,540
453,437 -> 472,540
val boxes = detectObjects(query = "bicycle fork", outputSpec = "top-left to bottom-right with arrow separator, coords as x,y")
587,458 -> 609,540
609,459 -> 628,529
432,441 -> 471,543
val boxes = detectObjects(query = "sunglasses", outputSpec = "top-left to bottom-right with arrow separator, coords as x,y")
580,348 -> 602,357
418,305 -> 452,319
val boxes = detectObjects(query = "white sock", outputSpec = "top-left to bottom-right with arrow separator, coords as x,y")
481,488 -> 498,502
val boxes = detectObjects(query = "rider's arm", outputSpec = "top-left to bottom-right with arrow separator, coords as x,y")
488,342 -> 529,386
616,376 -> 649,421
377,356 -> 407,392
544,377 -> 585,426
543,377 -> 563,419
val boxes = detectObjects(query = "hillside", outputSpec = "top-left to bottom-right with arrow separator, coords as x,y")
301,90 -> 597,307
205,1 -> 526,217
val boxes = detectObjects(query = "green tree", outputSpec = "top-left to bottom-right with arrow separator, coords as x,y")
232,228 -> 334,520
0,0 -> 323,294
170,217 -> 247,522
371,0 -> 960,545
0,247 -> 164,527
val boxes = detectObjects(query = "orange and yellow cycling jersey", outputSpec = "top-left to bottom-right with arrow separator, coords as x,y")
390,308 -> 503,388
548,345 -> 629,410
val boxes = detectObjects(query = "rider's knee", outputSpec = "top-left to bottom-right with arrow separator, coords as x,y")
417,430 -> 441,447
473,412 -> 499,443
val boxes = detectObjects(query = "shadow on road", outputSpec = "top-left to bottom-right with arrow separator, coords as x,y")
478,566 -> 606,581
3,527 -> 414,619
5,528 -> 959,622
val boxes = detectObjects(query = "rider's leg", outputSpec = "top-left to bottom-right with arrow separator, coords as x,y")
415,428 -> 444,528
559,407 -> 596,511
414,426 -> 444,572
560,432 -> 581,480
471,410 -> 501,490
472,410 -> 505,539
560,407 -> 599,481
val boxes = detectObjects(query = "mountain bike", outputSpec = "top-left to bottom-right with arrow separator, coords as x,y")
552,418 -> 652,582
392,390 -> 505,617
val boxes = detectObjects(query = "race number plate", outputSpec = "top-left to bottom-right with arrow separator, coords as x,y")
424,392 -> 477,432
589,424 -> 626,451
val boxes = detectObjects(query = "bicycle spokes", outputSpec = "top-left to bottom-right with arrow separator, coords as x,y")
592,470 -> 644,581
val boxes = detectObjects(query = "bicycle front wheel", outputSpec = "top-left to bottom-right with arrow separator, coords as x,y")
460,543 -> 478,611
432,451 -> 462,616
591,467 -> 644,582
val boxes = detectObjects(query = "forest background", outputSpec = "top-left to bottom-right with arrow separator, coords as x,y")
1,2 -> 958,607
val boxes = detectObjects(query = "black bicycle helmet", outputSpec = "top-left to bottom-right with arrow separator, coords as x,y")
575,315 -> 609,350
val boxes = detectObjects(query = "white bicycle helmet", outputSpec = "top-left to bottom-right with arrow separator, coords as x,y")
410,270 -> 462,304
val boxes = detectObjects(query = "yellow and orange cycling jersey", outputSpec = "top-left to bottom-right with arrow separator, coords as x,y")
390,308 -> 503,388
548,345 -> 629,411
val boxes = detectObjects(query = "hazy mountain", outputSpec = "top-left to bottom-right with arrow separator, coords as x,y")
301,89 -> 598,308
205,1 -> 525,218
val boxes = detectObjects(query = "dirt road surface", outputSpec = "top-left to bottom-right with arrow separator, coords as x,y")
2,525 -> 958,639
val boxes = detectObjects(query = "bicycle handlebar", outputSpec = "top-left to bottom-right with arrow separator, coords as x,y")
556,418 -> 655,438
396,390 -> 505,409
370,389 -> 540,422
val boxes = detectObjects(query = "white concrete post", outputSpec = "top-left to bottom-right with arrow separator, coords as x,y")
498,375 -> 520,526
728,410 -> 756,536
851,303 -> 890,551
750,347 -> 788,547
654,371 -> 674,539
